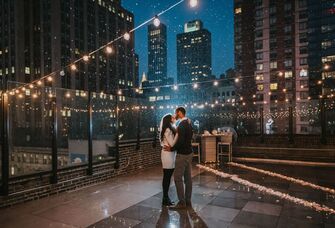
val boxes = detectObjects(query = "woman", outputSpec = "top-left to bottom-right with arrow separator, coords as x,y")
159,114 -> 178,206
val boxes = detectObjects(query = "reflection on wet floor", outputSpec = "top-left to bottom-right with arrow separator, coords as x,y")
89,163 -> 335,228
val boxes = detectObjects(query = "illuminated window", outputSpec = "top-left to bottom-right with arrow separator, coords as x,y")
149,96 -> 156,102
322,55 -> 335,63
285,71 -> 293,78
235,8 -> 242,14
270,83 -> 278,91
25,67 -> 30,74
257,64 -> 263,70
300,69 -> 308,77
257,84 -> 264,91
270,61 -> 277,69
256,73 -> 264,80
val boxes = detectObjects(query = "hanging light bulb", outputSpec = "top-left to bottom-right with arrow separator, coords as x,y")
47,76 -> 53,82
193,83 -> 198,89
189,0 -> 198,8
213,81 -> 218,86
135,88 -> 140,93
32,93 -> 38,99
60,70 -> 65,76
18,94 -> 24,98
324,64 -> 330,70
83,55 -> 90,62
118,90 -> 122,95
15,89 -> 20,94
173,85 -> 178,90
155,87 -> 159,92
21,87 -> 26,91
278,72 -> 284,77
37,80 -> 42,86
70,64 -> 77,71
153,16 -> 160,27
123,32 -> 130,41
106,46 -> 113,54
65,92 -> 71,98
29,84 -> 34,89
234,78 -> 240,83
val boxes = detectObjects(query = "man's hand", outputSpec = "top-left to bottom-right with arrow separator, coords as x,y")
164,145 -> 172,151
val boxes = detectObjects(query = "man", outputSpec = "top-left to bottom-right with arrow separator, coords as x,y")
164,107 -> 193,209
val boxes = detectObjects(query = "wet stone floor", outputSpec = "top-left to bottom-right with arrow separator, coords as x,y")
1,163 -> 335,228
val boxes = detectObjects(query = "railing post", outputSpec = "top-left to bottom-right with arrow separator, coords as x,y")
136,98 -> 140,150
50,95 -> 58,184
288,104 -> 294,143
1,90 -> 9,196
152,107 -> 157,148
87,91 -> 93,175
114,95 -> 120,169
320,97 -> 327,145
259,106 -> 264,143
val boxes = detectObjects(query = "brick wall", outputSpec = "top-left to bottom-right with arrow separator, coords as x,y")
0,141 -> 161,208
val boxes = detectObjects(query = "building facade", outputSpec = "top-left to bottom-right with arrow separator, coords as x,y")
234,0 -> 335,134
0,0 -> 138,93
177,20 -> 212,84
147,22 -> 167,86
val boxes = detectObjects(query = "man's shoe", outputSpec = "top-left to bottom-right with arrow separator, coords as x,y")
169,201 -> 186,210
162,197 -> 174,206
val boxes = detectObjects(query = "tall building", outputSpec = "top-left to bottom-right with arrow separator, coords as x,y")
147,22 -> 167,86
0,0 -> 137,93
177,20 -> 212,83
0,0 -> 137,149
234,0 -> 335,134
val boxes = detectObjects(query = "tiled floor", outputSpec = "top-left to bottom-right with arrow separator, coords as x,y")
1,163 -> 335,228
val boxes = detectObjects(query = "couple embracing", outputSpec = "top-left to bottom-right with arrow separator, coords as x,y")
159,106 -> 193,209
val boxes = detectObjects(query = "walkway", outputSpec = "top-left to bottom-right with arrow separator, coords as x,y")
0,163 -> 335,227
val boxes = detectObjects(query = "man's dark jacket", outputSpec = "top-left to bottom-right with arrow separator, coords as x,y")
171,119 -> 193,155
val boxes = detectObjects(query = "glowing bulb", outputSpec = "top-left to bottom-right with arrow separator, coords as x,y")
37,80 -> 42,86
29,84 -> 34,89
118,90 -> 122,95
283,88 -> 287,92
9,91 -> 15,95
47,76 -> 53,82
15,89 -> 20,94
213,81 -> 218,86
278,72 -> 284,77
21,87 -> 26,91
234,78 -> 240,83
83,55 -> 90,62
123,32 -> 130,41
155,87 -> 159,92
48,93 -> 53,98
324,64 -> 330,70
65,93 -> 71,98
193,83 -> 198,89
189,0 -> 198,8
18,94 -> 23,98
317,80 -> 322,85
135,88 -> 140,93
70,64 -> 77,71
153,16 -> 160,27
106,46 -> 113,54
173,85 -> 178,90
32,94 -> 38,99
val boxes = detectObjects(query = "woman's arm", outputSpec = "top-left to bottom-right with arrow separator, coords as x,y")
165,129 -> 178,148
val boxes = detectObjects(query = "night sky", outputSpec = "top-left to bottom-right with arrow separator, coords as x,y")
122,0 -> 234,81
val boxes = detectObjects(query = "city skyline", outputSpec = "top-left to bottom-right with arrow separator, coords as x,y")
123,0 -> 234,80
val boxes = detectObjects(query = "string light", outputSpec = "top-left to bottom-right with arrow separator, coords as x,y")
123,32 -> 130,41
234,78 -> 240,83
65,92 -> 71,98
106,46 -> 113,54
83,55 -> 90,62
173,85 -> 178,90
155,87 -> 159,92
213,81 -> 218,86
193,83 -> 198,89
47,76 -> 53,82
32,93 -> 38,99
189,0 -> 198,8
324,64 -> 330,70
37,80 -> 42,86
153,15 -> 160,27
18,94 -> 24,99
29,84 -> 34,89
118,90 -> 122,95
70,64 -> 77,71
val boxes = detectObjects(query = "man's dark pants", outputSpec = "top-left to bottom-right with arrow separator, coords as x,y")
174,153 -> 193,204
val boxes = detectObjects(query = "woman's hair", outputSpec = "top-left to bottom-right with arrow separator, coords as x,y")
159,114 -> 175,142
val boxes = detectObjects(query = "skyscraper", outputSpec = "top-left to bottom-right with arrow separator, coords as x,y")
234,0 -> 335,134
177,20 -> 212,84
147,22 -> 167,86
0,0 -> 137,93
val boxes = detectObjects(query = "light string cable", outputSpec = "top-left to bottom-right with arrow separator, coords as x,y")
5,0 -> 187,94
